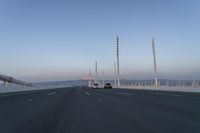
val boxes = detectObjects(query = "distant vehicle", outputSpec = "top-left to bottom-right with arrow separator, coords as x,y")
92,83 -> 99,89
104,83 -> 112,89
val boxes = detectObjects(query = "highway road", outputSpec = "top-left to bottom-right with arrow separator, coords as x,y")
0,87 -> 200,133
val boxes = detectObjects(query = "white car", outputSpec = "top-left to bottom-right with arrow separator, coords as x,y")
92,83 -> 99,89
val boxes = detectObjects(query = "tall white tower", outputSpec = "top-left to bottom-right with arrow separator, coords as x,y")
88,69 -> 92,87
102,69 -> 105,86
116,35 -> 121,87
152,37 -> 158,87
94,61 -> 98,84
114,62 -> 117,87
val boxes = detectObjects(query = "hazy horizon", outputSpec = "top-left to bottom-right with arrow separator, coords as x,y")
1,0 -> 200,82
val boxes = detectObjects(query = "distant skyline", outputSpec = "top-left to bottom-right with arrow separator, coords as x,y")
0,0 -> 200,82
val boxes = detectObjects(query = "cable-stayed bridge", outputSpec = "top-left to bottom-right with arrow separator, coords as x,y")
0,74 -> 32,87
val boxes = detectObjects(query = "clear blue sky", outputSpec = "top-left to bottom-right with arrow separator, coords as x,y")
0,0 -> 200,82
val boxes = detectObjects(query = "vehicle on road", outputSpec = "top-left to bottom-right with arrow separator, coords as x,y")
104,83 -> 112,89
92,83 -> 99,89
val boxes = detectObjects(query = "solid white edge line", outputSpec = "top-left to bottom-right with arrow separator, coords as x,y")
151,92 -> 183,97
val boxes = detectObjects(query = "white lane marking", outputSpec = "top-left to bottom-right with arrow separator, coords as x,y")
151,92 -> 183,97
85,92 -> 90,96
28,99 -> 33,102
98,99 -> 102,102
116,92 -> 133,96
48,92 -> 57,96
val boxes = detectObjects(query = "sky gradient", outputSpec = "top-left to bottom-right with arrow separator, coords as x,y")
0,0 -> 200,82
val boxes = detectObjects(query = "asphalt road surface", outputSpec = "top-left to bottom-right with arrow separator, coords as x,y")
0,87 -> 200,133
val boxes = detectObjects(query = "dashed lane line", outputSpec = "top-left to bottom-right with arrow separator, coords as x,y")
85,92 -> 91,96
115,92 -> 133,96
48,92 -> 57,96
